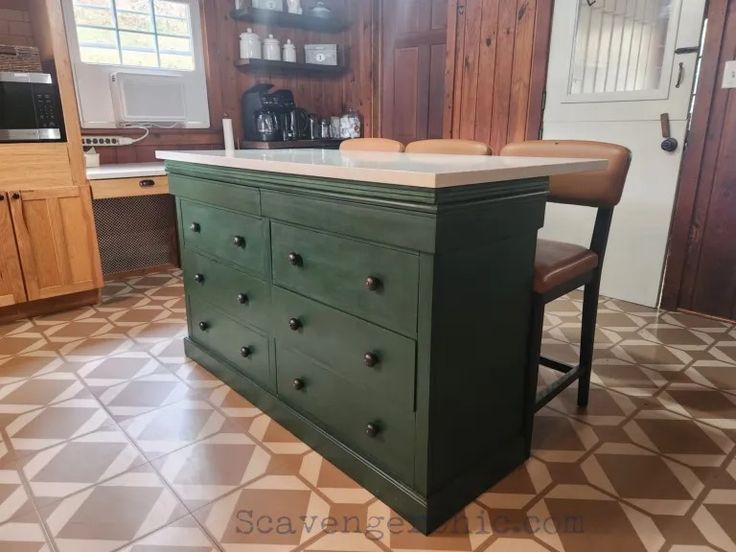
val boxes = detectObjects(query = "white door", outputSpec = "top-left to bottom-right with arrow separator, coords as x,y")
542,0 -> 706,307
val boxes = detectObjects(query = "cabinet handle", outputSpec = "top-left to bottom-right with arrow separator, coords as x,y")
364,352 -> 379,367
293,377 -> 305,390
365,423 -> 380,438
11,192 -> 20,200
190,222 -> 201,233
232,235 -> 246,247
198,321 -> 209,331
240,346 -> 252,358
193,273 -> 205,284
364,276 -> 381,291
139,179 -> 155,188
237,293 -> 249,304
288,317 -> 302,331
288,252 -> 303,266
0,193 -> 4,202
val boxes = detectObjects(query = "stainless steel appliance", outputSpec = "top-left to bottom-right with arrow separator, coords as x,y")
0,72 -> 62,142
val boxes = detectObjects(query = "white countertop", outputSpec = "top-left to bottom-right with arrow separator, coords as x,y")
155,149 -> 607,188
87,162 -> 167,181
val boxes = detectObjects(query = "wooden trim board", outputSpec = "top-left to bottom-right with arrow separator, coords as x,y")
90,176 -> 170,200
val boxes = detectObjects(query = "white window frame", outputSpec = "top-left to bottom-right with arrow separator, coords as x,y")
62,0 -> 210,129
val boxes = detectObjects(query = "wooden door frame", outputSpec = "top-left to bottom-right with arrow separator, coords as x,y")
661,0 -> 728,311
442,0 -> 554,140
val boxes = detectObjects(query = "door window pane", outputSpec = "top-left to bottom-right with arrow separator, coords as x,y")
569,0 -> 674,95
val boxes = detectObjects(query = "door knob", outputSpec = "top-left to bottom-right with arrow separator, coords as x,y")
660,113 -> 679,152
232,235 -> 246,247
288,317 -> 302,331
189,222 -> 200,232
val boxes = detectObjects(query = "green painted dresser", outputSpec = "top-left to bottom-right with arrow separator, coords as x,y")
166,157 -> 549,533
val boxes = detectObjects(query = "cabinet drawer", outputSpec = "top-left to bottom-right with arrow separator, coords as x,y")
277,345 -> 414,484
273,286 -> 416,412
180,199 -> 269,277
188,297 -> 271,389
271,222 -> 419,336
90,176 -> 169,199
182,251 -> 270,332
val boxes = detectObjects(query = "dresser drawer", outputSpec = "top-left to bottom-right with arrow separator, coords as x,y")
182,251 -> 270,331
271,222 -> 419,336
273,286 -> 416,412
277,345 -> 414,484
188,297 -> 271,389
180,199 -> 269,277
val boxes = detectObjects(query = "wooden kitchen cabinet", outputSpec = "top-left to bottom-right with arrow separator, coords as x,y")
9,186 -> 102,301
0,192 -> 28,307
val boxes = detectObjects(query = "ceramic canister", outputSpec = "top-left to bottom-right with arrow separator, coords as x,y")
239,28 -> 262,59
283,39 -> 297,63
263,34 -> 281,61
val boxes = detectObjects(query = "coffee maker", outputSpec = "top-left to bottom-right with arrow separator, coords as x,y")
241,83 -> 275,141
241,85 -> 310,142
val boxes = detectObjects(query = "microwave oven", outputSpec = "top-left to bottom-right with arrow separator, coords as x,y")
0,72 -> 62,142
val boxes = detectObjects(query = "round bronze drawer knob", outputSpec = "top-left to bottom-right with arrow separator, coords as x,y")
293,378 -> 305,390
288,317 -> 302,331
237,293 -> 249,305
193,273 -> 205,284
366,423 -> 380,438
232,236 -> 246,247
288,252 -> 302,266
11,193 -> 20,200
189,222 -> 200,232
198,321 -> 209,331
364,276 -> 381,291
240,346 -> 252,358
364,352 -> 379,367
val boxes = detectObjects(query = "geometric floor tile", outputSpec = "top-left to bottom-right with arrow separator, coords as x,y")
3,268 -> 736,551
152,431 -> 270,509
120,400 -> 225,460
41,463 -> 187,552
20,427 -> 147,506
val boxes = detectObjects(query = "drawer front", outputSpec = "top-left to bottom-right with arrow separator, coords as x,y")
273,286 -> 416,412
188,297 -> 271,389
182,251 -> 270,332
180,199 -> 269,277
90,176 -> 169,200
277,345 -> 414,484
170,174 -> 261,215
271,222 -> 419,336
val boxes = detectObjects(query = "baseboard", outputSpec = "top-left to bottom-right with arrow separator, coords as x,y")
0,288 -> 101,324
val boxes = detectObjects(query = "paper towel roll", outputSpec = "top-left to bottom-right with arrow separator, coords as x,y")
223,118 -> 235,152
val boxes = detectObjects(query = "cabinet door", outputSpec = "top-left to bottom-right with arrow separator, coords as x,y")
9,187 -> 102,301
0,192 -> 27,307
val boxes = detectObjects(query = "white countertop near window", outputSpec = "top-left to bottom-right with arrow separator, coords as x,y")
155,149 -> 607,188
86,163 -> 167,181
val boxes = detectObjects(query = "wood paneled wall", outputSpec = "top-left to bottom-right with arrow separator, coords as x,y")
443,0 -> 552,153
662,0 -> 736,321
87,0 -> 376,164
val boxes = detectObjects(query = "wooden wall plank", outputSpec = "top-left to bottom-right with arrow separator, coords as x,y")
507,0 -> 536,145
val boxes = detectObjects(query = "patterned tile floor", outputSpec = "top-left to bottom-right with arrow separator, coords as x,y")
1,270 -> 736,551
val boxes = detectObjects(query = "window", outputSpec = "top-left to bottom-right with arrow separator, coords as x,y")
72,0 -> 195,70
62,0 -> 209,129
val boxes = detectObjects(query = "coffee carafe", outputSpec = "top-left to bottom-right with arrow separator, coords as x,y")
288,108 -> 309,140
254,109 -> 280,141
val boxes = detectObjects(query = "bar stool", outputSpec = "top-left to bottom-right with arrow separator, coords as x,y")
340,138 -> 405,153
405,139 -> 491,155
500,140 -> 631,454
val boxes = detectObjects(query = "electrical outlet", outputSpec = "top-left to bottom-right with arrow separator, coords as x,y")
723,60 -> 736,89
81,136 -> 134,147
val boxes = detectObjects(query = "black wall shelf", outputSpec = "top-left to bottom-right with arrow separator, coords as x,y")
230,7 -> 349,33
235,57 -> 345,75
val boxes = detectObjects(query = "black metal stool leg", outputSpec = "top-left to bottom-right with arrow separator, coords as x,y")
524,294 -> 545,456
577,274 -> 601,407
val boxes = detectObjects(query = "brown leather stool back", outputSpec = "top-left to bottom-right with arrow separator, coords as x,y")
405,139 -> 491,156
340,138 -> 405,153
500,140 -> 631,208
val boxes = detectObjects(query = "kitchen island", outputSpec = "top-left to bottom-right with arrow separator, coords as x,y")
156,148 -> 605,533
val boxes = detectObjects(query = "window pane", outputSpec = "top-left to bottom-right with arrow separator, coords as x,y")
155,16 -> 189,36
73,5 -> 114,27
119,30 -> 156,51
77,26 -> 118,47
74,0 -> 112,9
154,0 -> 188,19
121,50 -> 158,67
80,45 -> 121,65
160,53 -> 194,70
158,35 -> 190,53
117,10 -> 154,31
116,0 -> 151,13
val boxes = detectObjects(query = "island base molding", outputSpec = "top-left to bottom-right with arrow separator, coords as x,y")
185,338 -> 527,534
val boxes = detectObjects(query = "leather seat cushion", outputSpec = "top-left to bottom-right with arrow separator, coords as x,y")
534,239 -> 599,294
